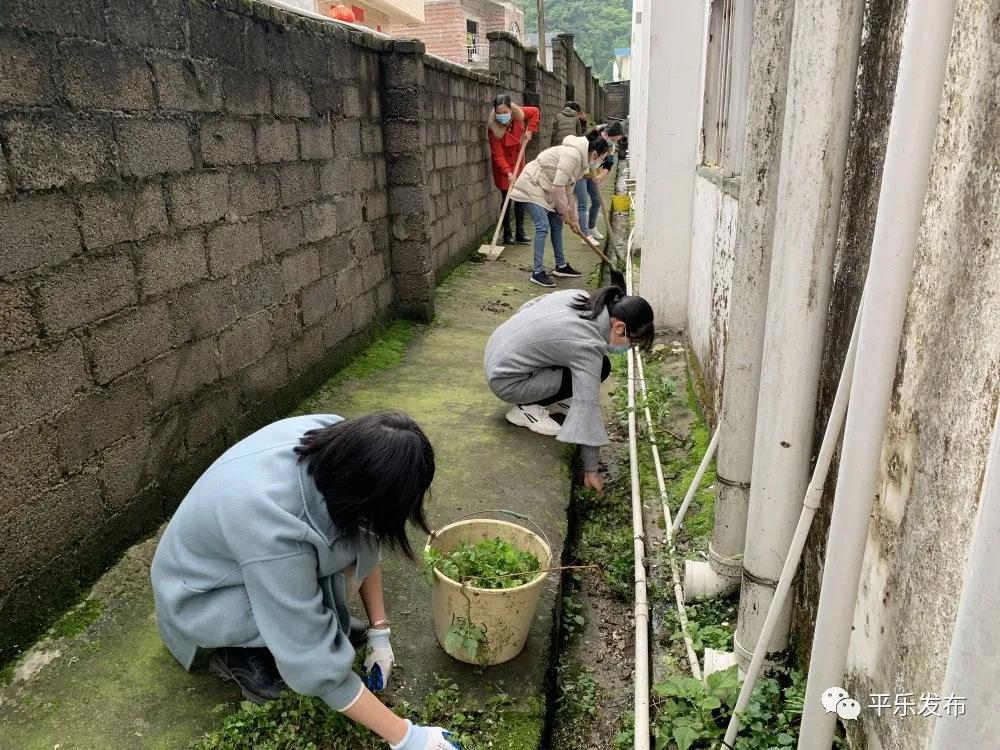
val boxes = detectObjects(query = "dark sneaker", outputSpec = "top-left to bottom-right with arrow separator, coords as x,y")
515,234 -> 531,244
502,235 -> 514,245
530,270 -> 556,287
553,263 -> 583,278
210,647 -> 286,704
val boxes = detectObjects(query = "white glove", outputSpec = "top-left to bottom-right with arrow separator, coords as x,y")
391,721 -> 461,750
362,627 -> 394,691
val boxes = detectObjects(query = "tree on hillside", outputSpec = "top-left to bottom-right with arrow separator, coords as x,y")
522,0 -> 632,82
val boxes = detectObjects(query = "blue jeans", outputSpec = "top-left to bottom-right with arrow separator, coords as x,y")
524,202 -> 567,275
575,179 -> 602,235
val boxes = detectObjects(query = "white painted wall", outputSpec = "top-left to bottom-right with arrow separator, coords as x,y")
635,0 -> 706,329
628,0 -> 649,246
686,174 -> 738,415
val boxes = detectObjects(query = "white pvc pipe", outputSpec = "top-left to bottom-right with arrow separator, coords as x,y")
672,428 -> 720,534
635,352 -> 702,681
797,2 -> 957,746
733,0 -> 865,672
625,232 -> 651,750
721,295 -> 863,748
930,407 -> 1000,749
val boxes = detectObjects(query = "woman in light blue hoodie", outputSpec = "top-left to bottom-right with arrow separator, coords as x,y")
151,412 -> 460,750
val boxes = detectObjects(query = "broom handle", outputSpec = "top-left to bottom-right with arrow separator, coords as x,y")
489,138 -> 530,247
595,180 -> 617,245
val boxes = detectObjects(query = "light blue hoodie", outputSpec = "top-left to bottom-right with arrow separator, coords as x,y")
151,414 -> 379,710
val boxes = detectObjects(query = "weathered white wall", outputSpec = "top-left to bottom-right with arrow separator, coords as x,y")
686,174 -> 738,417
635,0 -> 705,329
841,1 -> 1000,746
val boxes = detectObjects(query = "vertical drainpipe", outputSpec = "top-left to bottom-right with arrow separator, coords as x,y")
930,407 -> 1000,749
683,0 -> 796,606
797,0 -> 958,746
733,0 -> 865,671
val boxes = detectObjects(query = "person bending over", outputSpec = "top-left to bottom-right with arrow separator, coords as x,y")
487,93 -> 540,244
484,286 -> 655,492
151,412 -> 459,750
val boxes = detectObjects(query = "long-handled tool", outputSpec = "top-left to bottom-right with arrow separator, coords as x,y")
595,179 -> 618,246
570,224 -> 626,290
479,138 -> 530,260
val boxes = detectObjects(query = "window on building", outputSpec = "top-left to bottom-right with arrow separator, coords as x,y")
702,0 -> 754,177
467,20 -> 482,62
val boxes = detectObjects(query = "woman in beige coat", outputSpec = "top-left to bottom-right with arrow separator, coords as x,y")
509,135 -> 613,287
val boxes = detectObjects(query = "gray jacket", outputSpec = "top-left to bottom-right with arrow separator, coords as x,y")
484,290 -> 610,471
551,106 -> 583,145
151,414 -> 379,711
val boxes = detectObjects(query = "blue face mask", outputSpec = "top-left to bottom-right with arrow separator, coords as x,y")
496,112 -> 512,125
607,343 -> 630,354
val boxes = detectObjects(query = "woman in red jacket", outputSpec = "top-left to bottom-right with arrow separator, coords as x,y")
487,94 -> 540,244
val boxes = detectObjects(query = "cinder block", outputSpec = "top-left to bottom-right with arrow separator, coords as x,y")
168,276 -> 237,344
60,40 -> 154,111
349,290 -> 376,332
207,220 -> 264,276
229,167 -> 280,217
256,120 -> 299,163
99,418 -> 176,512
0,193 -> 80,276
285,323 -> 325,374
106,0 -> 185,49
168,171 -> 229,227
351,225 -> 376,258
185,388 -> 241,448
87,302 -> 172,384
0,472 -> 104,584
0,422 -> 60,518
300,275 -> 337,327
279,162 -> 318,206
201,117 -> 256,166
302,199 -> 339,242
4,113 -> 116,190
361,121 -> 383,154
0,149 -> 8,194
280,246 -> 321,294
117,118 -> 194,178
375,278 -> 393,312
271,298 -> 301,346
382,120 -> 422,152
333,120 -> 363,154
386,153 -> 422,186
240,349 -> 290,401
0,340 -> 90,434
310,81 -> 341,116
299,119 -> 334,161
0,0 -> 106,39
146,336 -> 219,408
341,86 -> 364,118
322,309 -> 352,348
0,283 -> 37,355
232,262 -> 284,317
137,231 -> 208,297
218,311 -> 274,376
360,253 -> 387,291
318,236 -> 353,275
222,68 -> 273,115
36,252 -> 137,333
389,185 -> 428,216
77,182 -> 169,249
390,241 -> 433,275
55,373 -> 151,470
334,261 -> 363,302
318,158 -> 350,196
260,207 -> 305,255
189,3 -> 245,63
0,33 -> 55,107
382,53 -> 423,87
364,192 -> 388,222
273,77 -> 312,118
153,56 -> 223,112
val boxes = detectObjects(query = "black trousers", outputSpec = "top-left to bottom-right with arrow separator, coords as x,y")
500,189 -> 527,240
532,356 -> 612,407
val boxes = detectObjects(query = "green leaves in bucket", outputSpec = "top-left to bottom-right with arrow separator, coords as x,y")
424,537 -> 542,589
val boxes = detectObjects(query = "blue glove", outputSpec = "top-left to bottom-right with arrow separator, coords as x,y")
362,627 -> 394,691
390,720 -> 461,750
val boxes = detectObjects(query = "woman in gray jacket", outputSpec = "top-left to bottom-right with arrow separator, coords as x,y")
151,412 -> 459,750
484,286 -> 654,493
509,135 -> 613,287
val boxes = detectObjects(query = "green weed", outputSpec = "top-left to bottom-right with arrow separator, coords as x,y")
423,538 -> 541,589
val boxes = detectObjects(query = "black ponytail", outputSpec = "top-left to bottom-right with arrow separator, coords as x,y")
570,286 -> 656,351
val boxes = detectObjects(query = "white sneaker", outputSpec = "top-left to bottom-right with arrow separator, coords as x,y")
589,228 -> 605,241
505,404 -> 562,436
548,400 -> 572,415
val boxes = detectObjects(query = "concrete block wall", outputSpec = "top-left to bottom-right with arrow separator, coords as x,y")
390,0 -> 467,65
487,31 -> 526,95
605,81 -> 630,120
0,0 -> 509,659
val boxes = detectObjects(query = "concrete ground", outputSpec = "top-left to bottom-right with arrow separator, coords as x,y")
0,228 -> 603,749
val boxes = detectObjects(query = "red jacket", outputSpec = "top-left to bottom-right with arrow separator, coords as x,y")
488,105 -> 540,191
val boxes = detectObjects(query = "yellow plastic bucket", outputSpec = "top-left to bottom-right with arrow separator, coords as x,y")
426,514 -> 551,666
611,194 -> 631,212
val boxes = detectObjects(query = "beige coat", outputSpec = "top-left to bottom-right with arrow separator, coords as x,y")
510,136 -> 590,220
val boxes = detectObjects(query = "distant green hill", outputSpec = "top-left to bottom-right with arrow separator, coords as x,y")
522,0 -> 632,82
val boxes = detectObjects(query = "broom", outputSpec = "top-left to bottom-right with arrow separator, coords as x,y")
479,138 -> 530,261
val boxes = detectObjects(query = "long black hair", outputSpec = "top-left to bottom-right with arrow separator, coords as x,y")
570,286 -> 655,351
587,133 -> 613,158
492,93 -> 512,110
295,412 -> 435,559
